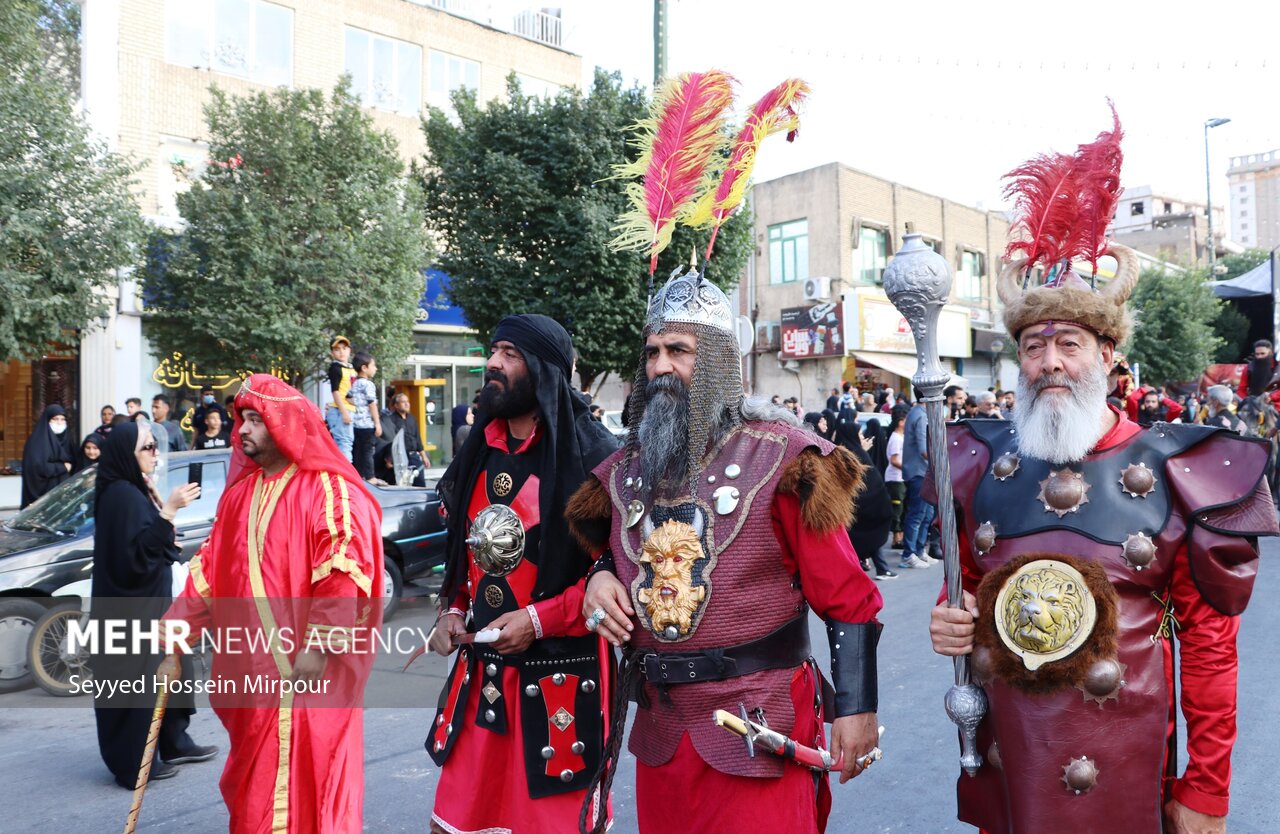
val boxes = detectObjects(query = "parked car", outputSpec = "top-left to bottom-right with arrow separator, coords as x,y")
855,411 -> 892,433
602,410 -> 627,439
0,449 -> 446,692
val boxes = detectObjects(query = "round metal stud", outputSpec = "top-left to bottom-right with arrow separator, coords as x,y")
436,715 -> 444,726
462,673 -> 470,685
663,625 -> 679,640
973,521 -> 997,555
1082,658 -> 1126,703
707,475 -> 716,484
992,452 -> 1021,481
1062,756 -> 1098,794
1118,462 -> 1156,498
560,769 -> 574,783
541,745 -> 555,760
445,723 -> 452,735
1038,469 -> 1091,517
525,684 -> 540,698
553,673 -> 566,686
1122,533 -> 1156,570
435,741 -> 444,752
485,663 -> 498,677
571,741 -> 585,755
580,679 -> 596,693
724,464 -> 741,479
625,476 -> 634,488
484,709 -> 496,723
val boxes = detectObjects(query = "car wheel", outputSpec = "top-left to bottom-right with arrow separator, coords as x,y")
382,556 -> 403,620
29,601 -> 92,697
0,598 -> 48,693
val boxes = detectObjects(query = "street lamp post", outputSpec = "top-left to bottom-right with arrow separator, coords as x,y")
1204,117 -> 1231,273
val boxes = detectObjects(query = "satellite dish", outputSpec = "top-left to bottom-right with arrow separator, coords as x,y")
735,315 -> 755,357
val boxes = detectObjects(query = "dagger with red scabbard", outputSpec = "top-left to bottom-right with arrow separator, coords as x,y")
712,704 -> 884,772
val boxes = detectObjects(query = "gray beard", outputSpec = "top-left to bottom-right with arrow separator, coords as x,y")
638,376 -> 692,491
1012,357 -> 1110,464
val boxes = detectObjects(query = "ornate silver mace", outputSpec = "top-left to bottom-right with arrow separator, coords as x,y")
882,226 -> 987,777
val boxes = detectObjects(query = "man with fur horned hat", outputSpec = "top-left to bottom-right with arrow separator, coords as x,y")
928,106 -> 1278,834
567,262 -> 884,833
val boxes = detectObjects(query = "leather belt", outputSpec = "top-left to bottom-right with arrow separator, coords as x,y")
639,613 -> 811,685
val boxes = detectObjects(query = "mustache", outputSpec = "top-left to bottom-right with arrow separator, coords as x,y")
646,374 -> 688,399
1030,372 -> 1075,393
484,370 -> 507,385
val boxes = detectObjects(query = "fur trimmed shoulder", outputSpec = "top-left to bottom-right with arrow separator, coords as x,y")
565,476 -> 613,553
777,445 -> 865,533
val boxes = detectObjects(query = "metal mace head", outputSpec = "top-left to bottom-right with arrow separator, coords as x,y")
882,231 -> 954,401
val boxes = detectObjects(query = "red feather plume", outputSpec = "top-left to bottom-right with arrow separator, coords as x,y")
611,70 -> 736,273
1003,102 -> 1125,275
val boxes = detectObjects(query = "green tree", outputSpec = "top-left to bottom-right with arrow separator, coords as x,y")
0,0 -> 144,361
1127,266 -> 1223,386
1211,302 -> 1252,364
1217,248 -> 1270,281
416,69 -> 754,391
143,81 -> 432,384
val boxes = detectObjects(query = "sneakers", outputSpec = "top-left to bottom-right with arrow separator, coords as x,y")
899,555 -> 931,569
920,553 -> 942,566
874,570 -> 899,580
117,760 -> 178,789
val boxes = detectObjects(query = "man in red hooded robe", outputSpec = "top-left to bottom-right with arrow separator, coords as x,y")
165,374 -> 382,833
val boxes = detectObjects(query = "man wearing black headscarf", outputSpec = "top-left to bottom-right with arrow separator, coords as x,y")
425,314 -> 618,834
20,404 -> 75,507
90,421 -> 217,789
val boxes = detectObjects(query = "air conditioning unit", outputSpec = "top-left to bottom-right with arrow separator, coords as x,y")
803,276 -> 831,302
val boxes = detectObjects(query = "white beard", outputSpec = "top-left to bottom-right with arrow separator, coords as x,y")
1012,357 -> 1110,464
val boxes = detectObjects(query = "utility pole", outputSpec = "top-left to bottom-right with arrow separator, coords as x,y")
653,0 -> 668,86
1204,117 -> 1231,273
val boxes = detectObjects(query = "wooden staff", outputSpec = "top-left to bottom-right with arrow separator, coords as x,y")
123,653 -> 180,834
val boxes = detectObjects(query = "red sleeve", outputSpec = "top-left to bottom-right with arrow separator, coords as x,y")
1125,388 -> 1143,422
1168,543 -> 1239,816
935,508 -> 983,605
531,577 -> 591,638
1236,369 -> 1249,401
1163,398 -> 1184,421
771,491 -> 881,623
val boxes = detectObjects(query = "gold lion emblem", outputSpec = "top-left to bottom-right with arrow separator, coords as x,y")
994,560 -> 1096,670
637,520 -> 707,640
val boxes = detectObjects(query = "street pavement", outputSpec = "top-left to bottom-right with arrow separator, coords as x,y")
2,538 -> 1279,832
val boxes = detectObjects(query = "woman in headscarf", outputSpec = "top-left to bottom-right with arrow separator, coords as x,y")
805,410 -> 897,579
90,421 -> 215,789
76,432 -> 106,472
20,404 -> 75,507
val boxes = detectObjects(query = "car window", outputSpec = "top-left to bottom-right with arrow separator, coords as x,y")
171,460 -> 228,527
7,466 -> 96,535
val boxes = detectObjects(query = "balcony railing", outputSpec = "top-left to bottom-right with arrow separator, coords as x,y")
413,1 -> 564,49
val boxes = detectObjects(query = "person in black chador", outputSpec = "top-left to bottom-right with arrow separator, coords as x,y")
425,314 -> 618,834
90,422 -> 218,789
20,404 -> 75,507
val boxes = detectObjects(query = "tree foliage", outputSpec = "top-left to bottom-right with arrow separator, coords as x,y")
1217,247 -> 1270,281
1127,266 -> 1223,386
416,69 -> 754,390
143,81 -> 432,383
0,0 -> 144,361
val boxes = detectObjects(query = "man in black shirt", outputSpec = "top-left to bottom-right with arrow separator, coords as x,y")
378,392 -> 426,484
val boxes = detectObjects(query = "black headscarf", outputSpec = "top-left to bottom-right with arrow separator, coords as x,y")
76,432 -> 107,473
438,314 -> 620,604
20,404 -> 75,507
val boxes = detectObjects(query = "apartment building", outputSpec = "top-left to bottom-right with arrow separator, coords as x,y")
741,163 -> 1012,406
44,0 -> 581,462
1228,149 -> 1280,250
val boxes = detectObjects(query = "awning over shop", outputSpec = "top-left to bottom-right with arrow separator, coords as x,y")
853,351 -> 968,388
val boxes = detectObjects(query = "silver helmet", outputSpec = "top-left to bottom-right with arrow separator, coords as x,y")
627,264 -> 744,492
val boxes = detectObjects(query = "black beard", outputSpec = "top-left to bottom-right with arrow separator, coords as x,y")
638,375 -> 691,492
477,368 -> 538,419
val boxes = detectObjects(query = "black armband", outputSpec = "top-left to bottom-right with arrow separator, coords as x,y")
825,620 -> 881,716
586,550 -> 616,580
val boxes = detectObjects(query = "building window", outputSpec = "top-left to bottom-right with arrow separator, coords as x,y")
165,0 -> 293,87
854,226 -> 889,284
345,27 -> 422,115
1130,202 -> 1145,216
768,220 -> 809,285
957,250 -> 985,301
514,73 -> 562,100
1163,201 -> 1173,213
428,50 -> 481,115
